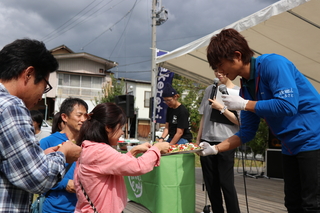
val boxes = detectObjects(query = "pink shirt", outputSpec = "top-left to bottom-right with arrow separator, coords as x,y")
74,140 -> 161,213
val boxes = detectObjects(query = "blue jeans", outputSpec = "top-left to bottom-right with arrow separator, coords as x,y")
282,149 -> 320,213
166,138 -> 188,144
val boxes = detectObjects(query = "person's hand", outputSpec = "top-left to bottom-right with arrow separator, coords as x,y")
130,142 -> 151,156
66,179 -> 75,193
58,141 -> 82,163
44,146 -> 59,155
208,98 -> 223,110
198,142 -> 218,156
157,136 -> 166,142
153,142 -> 170,154
221,95 -> 249,111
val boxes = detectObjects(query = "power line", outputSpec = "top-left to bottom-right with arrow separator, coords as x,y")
157,33 -> 210,42
43,0 -> 125,43
41,0 -> 101,41
81,0 -> 137,50
115,59 -> 151,67
109,0 -> 138,58
108,55 -> 150,58
45,0 -> 119,43
112,70 -> 151,73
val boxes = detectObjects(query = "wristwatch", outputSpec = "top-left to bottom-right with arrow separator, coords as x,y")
220,106 -> 227,114
159,137 -> 164,140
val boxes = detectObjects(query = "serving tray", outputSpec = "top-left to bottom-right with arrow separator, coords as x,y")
161,149 -> 204,156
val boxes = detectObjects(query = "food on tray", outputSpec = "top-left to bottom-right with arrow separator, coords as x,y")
118,142 -> 128,151
118,139 -> 140,151
168,143 -> 201,153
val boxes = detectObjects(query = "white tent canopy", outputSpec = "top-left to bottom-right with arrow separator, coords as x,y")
156,0 -> 320,92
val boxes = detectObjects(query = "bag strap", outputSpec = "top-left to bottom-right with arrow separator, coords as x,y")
79,178 -> 98,213
77,158 -> 98,213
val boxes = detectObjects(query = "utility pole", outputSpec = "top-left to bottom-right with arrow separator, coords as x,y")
150,0 -> 168,142
150,0 -> 157,142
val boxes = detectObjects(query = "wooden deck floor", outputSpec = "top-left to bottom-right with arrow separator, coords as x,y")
124,167 -> 286,213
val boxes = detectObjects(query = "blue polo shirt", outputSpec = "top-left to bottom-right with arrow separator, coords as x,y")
237,53 -> 320,155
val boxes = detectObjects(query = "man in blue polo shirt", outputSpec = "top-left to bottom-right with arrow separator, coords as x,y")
40,98 -> 88,213
200,28 -> 320,213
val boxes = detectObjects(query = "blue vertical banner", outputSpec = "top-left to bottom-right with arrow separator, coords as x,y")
154,50 -> 174,123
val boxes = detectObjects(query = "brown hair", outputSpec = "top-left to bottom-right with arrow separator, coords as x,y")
51,112 -> 63,133
76,103 -> 127,146
207,28 -> 254,70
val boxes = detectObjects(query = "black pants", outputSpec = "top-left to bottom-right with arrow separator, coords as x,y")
283,149 -> 320,213
200,144 -> 240,213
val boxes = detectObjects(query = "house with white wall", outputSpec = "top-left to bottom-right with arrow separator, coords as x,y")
32,45 -> 117,120
32,45 -> 154,139
121,78 -> 152,138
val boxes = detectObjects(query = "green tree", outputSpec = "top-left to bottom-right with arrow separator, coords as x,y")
172,74 -> 207,140
93,75 -> 125,105
246,118 -> 269,158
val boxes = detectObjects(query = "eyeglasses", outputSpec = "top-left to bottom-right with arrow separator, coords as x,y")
43,77 -> 52,93
163,98 -> 174,103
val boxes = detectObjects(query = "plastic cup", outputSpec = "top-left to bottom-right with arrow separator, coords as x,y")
127,146 -> 134,151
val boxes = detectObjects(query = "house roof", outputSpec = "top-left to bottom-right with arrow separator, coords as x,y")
51,45 -> 118,70
50,45 -> 74,54
156,0 -> 320,92
120,77 -> 151,84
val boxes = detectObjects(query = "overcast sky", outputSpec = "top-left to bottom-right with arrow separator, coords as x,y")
0,0 -> 278,82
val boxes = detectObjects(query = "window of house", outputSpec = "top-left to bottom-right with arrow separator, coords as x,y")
144,91 -> 151,108
70,75 -> 80,87
57,73 -> 103,97
82,76 -> 91,88
92,77 -> 102,88
58,74 -> 70,86
58,74 -> 63,85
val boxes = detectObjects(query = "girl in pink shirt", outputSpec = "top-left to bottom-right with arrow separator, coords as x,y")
74,102 -> 169,213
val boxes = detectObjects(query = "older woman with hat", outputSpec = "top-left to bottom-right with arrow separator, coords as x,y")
158,83 -> 193,145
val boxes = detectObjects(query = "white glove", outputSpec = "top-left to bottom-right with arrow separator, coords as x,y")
198,142 -> 218,156
221,95 -> 249,111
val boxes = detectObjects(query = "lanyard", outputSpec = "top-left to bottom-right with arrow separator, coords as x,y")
241,58 -> 260,100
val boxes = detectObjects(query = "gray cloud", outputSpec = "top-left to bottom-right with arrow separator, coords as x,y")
0,0 -> 278,81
